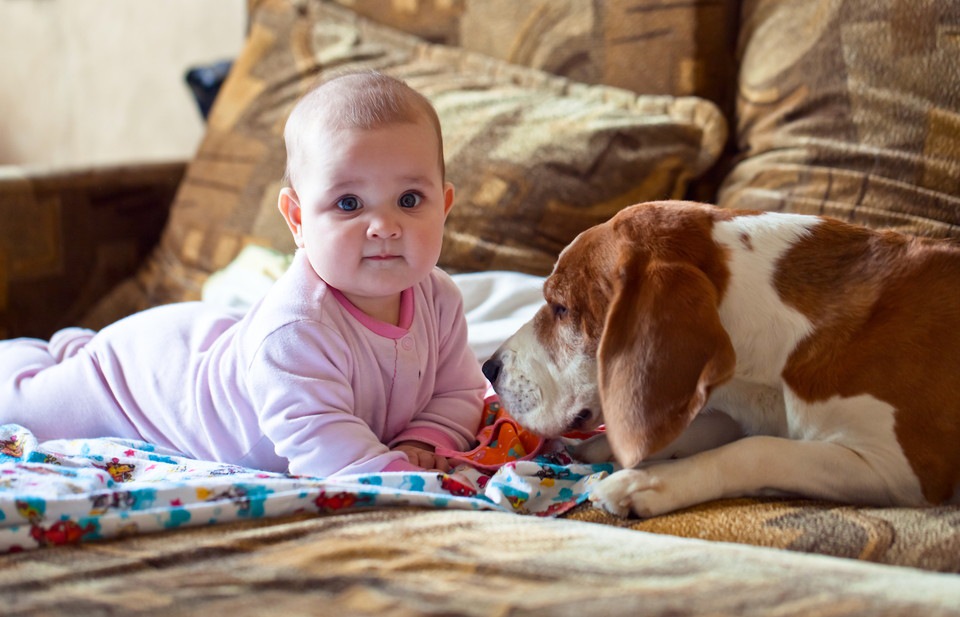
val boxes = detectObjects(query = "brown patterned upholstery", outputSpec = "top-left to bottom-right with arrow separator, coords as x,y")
5,509 -> 960,614
569,498 -> 960,573
82,0 -> 726,327
330,0 -> 465,44
719,0 -> 960,238
325,0 -> 741,107
0,163 -> 184,339
457,0 -> 740,106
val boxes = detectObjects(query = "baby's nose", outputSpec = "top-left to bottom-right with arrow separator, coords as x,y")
368,214 -> 401,238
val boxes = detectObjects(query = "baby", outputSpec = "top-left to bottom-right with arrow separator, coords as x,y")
0,72 -> 488,477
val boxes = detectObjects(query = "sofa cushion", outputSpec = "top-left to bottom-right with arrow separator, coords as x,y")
327,0 -> 740,107
457,0 -> 740,107
719,0 -> 960,238
83,0 -> 726,326
328,0 -> 464,44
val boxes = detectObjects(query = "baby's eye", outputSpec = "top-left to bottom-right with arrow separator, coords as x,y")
337,196 -> 360,211
398,192 -> 422,209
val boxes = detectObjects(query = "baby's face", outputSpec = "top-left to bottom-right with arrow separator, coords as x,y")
287,119 -> 452,310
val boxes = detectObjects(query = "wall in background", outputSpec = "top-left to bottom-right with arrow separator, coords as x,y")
0,0 -> 246,167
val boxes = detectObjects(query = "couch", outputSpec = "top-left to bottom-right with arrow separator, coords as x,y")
3,1 -> 960,614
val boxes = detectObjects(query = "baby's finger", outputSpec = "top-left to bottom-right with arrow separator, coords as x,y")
433,455 -> 451,473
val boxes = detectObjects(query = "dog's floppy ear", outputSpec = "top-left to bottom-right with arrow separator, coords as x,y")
598,251 -> 736,468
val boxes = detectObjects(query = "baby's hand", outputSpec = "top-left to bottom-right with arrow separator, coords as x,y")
393,441 -> 451,473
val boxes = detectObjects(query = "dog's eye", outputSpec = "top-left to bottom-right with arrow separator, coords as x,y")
551,303 -> 568,319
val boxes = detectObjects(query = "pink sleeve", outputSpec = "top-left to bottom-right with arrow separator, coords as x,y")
382,457 -> 426,473
248,321 -> 411,477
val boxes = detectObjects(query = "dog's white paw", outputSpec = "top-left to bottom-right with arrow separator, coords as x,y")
589,468 -> 683,518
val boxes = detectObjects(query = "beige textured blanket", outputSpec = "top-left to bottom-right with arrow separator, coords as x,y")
570,498 -> 960,573
5,507 -> 960,616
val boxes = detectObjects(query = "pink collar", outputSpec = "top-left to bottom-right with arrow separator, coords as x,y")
328,286 -> 413,339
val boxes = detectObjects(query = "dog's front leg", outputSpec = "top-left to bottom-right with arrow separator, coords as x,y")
589,435 -> 921,517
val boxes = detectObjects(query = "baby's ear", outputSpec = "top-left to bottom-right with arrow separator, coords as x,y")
443,182 -> 455,216
278,187 -> 304,248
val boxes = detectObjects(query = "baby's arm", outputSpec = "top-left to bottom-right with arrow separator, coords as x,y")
248,321 -> 417,477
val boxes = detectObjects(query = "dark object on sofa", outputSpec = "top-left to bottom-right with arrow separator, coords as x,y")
184,59 -> 234,119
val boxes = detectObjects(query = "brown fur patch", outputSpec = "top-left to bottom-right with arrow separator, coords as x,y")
777,219 -> 960,503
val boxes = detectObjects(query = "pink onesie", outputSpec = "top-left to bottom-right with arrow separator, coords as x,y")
0,250 -> 487,477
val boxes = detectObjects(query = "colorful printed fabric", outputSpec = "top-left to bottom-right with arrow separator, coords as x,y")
437,397 -> 547,471
0,418 -> 613,553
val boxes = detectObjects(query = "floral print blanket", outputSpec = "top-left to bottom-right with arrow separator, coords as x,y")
0,405 -> 612,552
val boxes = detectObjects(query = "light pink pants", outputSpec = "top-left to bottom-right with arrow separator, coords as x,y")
0,327 -> 141,441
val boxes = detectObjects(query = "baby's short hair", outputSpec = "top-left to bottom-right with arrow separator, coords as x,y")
283,71 -> 445,187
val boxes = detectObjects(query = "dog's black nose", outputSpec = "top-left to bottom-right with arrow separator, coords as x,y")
481,358 -> 502,384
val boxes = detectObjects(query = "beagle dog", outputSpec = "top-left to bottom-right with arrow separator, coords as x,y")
482,201 -> 960,517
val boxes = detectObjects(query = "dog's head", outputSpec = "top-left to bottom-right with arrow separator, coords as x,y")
484,202 -> 737,467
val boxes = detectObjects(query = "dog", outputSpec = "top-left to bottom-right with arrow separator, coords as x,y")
482,201 -> 960,517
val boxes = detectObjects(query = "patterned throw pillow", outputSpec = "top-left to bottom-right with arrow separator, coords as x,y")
327,0 -> 464,44
718,0 -> 960,238
328,0 -> 740,105
82,0 -> 727,327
